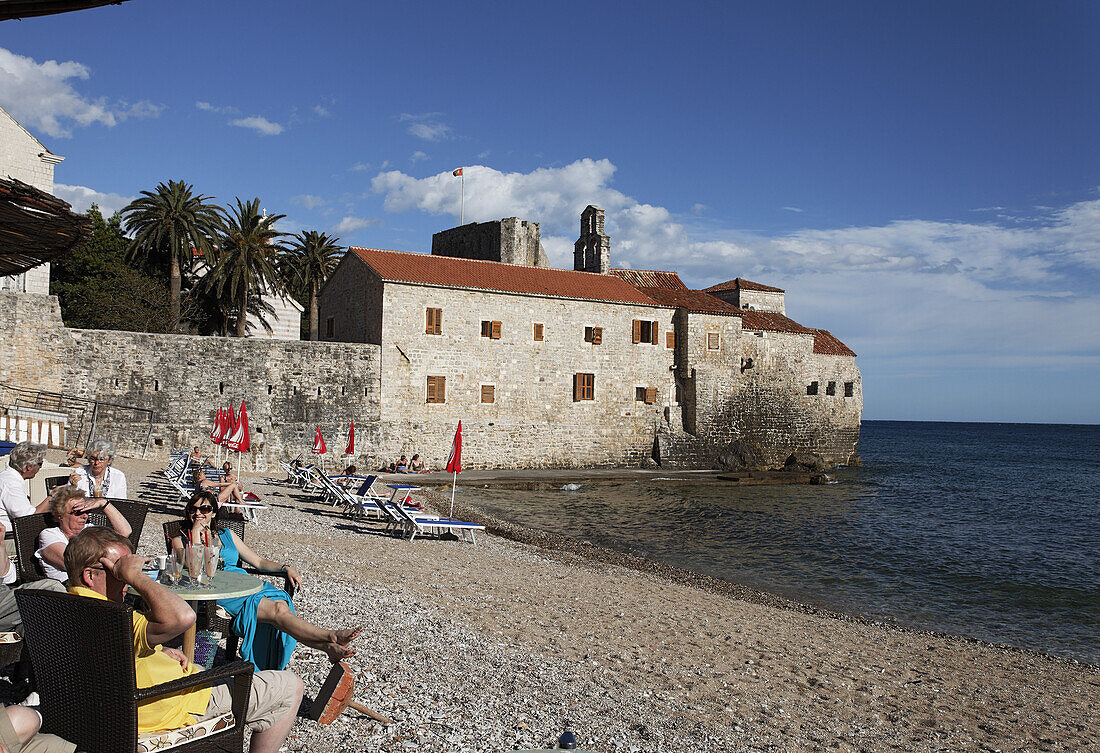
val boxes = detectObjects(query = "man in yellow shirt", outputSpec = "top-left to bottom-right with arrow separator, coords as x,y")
64,528 -> 303,753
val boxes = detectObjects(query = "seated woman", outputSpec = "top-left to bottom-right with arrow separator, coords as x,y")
395,455 -> 409,473
37,485 -> 132,581
337,464 -> 358,489
69,438 -> 127,500
194,467 -> 246,507
409,454 -> 427,473
171,491 -> 360,670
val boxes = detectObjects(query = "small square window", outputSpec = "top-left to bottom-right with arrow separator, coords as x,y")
573,373 -> 594,401
481,320 -> 502,339
584,326 -> 603,344
844,381 -> 854,398
426,375 -> 446,403
707,332 -> 720,350
634,386 -> 657,404
635,386 -> 647,402
632,319 -> 659,344
826,381 -> 836,396
807,381 -> 819,396
533,323 -> 543,341
481,385 -> 495,403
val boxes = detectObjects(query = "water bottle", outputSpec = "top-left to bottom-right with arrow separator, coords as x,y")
557,730 -> 576,750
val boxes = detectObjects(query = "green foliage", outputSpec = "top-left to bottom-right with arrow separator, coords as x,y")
50,206 -> 174,332
209,198 -> 287,337
282,230 -> 343,340
120,180 -> 225,332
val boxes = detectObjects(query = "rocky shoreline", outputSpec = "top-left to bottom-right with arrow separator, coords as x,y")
121,459 -> 1097,753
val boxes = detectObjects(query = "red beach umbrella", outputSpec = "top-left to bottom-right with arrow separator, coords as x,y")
446,421 -> 462,516
344,421 -> 355,456
312,428 -> 327,455
227,401 -> 250,453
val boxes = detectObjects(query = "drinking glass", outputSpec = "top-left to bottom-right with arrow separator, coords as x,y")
170,545 -> 185,585
187,545 -> 207,586
204,545 -> 220,580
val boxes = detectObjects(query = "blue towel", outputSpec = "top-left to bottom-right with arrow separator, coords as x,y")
216,528 -> 297,671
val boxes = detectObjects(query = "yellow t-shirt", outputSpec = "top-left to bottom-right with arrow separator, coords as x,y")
67,586 -> 213,733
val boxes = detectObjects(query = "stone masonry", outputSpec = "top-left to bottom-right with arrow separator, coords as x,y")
432,218 -> 549,267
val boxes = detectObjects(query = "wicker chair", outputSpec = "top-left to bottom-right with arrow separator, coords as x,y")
15,589 -> 253,753
162,520 -> 294,663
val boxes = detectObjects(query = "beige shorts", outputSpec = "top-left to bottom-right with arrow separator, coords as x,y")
203,669 -> 299,733
0,706 -> 76,753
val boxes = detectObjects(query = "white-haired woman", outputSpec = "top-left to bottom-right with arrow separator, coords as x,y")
36,485 -> 131,581
0,441 -> 51,585
69,438 -> 127,500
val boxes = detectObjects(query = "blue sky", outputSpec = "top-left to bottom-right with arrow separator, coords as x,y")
2,1 -> 1098,423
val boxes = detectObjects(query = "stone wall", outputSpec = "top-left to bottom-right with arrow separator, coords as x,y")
708,288 -> 786,314
317,253 -> 380,344
374,283 -> 680,468
667,310 -> 862,467
0,291 -> 381,470
431,218 -> 548,267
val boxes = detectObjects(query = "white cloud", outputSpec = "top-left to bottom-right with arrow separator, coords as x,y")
782,206 -> 804,213
290,194 -> 325,210
332,216 -> 379,235
54,183 -> 136,216
690,203 -> 708,215
313,104 -> 331,118
228,116 -> 284,135
349,162 -> 371,172
399,112 -> 452,142
410,151 -> 429,163
0,47 -> 162,138
370,159 -> 1100,369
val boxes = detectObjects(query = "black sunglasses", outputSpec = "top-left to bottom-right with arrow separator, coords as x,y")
187,504 -> 215,513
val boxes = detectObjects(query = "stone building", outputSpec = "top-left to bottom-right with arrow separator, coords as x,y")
0,105 -> 64,294
432,217 -> 548,267
316,207 -> 862,468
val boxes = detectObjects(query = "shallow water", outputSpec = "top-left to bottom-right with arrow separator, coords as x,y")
470,421 -> 1100,664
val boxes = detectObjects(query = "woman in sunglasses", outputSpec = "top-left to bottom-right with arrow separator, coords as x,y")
37,484 -> 132,581
169,490 -> 359,670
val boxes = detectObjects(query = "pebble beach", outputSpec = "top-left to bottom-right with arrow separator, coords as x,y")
123,459 -> 1098,753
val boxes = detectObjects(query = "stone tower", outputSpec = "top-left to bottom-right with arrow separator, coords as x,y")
574,205 -> 610,274
432,217 -> 548,267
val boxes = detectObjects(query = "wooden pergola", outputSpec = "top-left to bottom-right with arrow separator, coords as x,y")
0,178 -> 91,277
0,0 -> 130,20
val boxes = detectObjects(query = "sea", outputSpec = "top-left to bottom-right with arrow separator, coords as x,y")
470,421 -> 1100,665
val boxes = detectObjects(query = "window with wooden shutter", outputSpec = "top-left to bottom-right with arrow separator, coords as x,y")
635,386 -> 647,402
632,319 -> 642,343
481,385 -> 495,403
650,321 -> 659,345
666,331 -> 675,349
585,326 -> 603,344
645,386 -> 658,404
573,373 -> 594,401
426,376 -> 446,403
707,332 -> 720,350
533,323 -> 543,341
425,308 -> 442,335
491,320 -> 501,339
481,320 -> 491,337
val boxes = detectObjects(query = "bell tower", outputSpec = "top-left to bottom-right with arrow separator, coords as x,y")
573,205 -> 610,274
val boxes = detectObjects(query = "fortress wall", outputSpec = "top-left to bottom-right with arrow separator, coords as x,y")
0,291 -> 382,469
318,253 -> 379,344
666,311 -> 861,467
373,283 -> 680,469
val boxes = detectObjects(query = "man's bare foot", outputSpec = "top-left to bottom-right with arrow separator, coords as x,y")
321,626 -> 362,663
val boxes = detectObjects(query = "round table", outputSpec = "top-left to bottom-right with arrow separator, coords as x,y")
160,570 -> 262,662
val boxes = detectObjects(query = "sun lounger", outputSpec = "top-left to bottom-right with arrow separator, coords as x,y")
388,501 -> 485,544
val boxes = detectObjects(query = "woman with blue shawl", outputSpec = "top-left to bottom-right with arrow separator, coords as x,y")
172,490 -> 360,670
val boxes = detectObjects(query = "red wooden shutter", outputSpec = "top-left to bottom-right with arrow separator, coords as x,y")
651,321 -> 659,345
481,321 -> 491,337
426,377 -> 436,403
645,387 -> 657,404
666,331 -> 675,349
632,319 -> 642,343
437,376 -> 445,402
534,323 -> 543,341
573,373 -> 581,401
593,326 -> 602,345
491,321 -> 501,339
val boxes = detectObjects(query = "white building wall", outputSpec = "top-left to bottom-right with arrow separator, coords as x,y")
0,105 -> 64,294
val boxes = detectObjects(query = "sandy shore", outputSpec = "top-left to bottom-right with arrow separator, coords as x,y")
110,455 -> 1098,753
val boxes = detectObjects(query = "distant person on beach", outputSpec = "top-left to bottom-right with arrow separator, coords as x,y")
189,446 -> 214,467
170,490 -> 361,670
194,468 -> 246,507
66,526 -> 304,749
69,438 -> 128,500
338,465 -> 358,489
395,455 -> 409,473
37,485 -> 132,582
409,454 -> 426,473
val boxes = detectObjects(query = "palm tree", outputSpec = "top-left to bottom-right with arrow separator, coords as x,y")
121,180 -> 224,332
210,198 -> 286,337
282,231 -> 343,340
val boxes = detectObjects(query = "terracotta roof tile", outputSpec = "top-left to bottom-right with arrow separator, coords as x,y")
737,310 -> 816,335
811,329 -> 857,357
609,269 -> 689,290
349,247 -> 665,306
633,287 -> 743,315
704,277 -> 785,293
